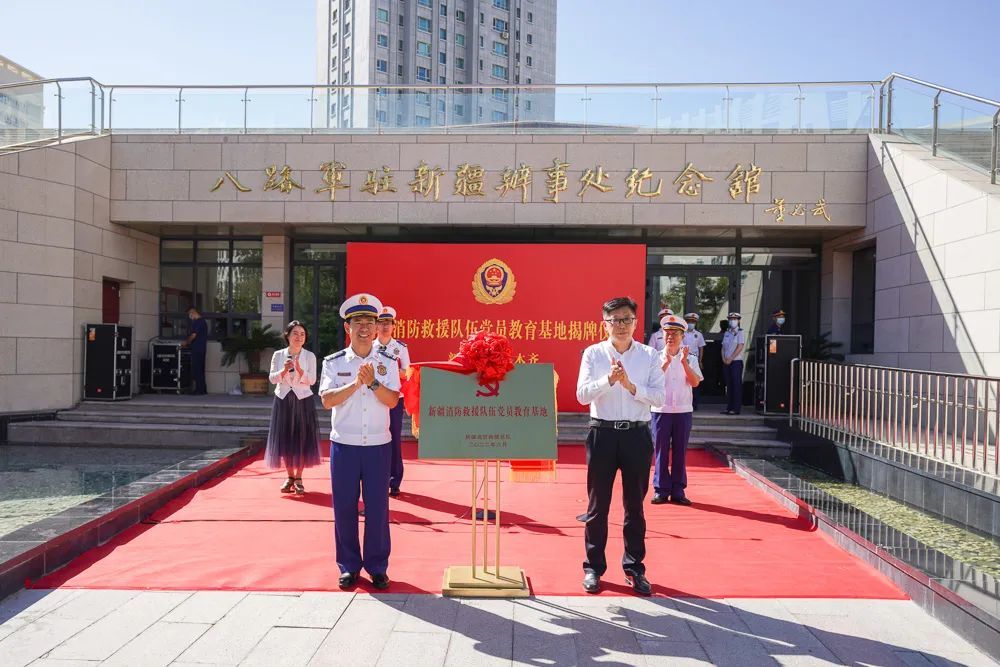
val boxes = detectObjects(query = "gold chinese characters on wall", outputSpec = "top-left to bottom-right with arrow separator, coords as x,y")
207,160 -> 834,222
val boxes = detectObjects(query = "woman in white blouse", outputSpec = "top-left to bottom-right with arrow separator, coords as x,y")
266,321 -> 320,494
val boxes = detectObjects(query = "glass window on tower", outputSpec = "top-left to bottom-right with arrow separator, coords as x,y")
417,66 -> 431,81
440,3 -> 447,16
440,27 -> 447,40
527,11 -> 533,22
494,0 -> 510,9
492,64 -> 508,79
455,57 -> 464,69
377,34 -> 389,47
439,52 -> 447,64
418,0 -> 431,6
417,16 -> 431,31
455,33 -> 465,46
493,18 -> 508,31
527,33 -> 533,44
456,9 -> 465,22
377,59 -> 388,72
526,55 -> 532,66
417,41 -> 431,56
493,41 -> 508,56
377,8 -> 389,21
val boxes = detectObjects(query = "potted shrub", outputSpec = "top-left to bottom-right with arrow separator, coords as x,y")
220,323 -> 285,395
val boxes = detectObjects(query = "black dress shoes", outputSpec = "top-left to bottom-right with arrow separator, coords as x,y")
650,494 -> 668,505
371,573 -> 390,590
338,571 -> 359,589
625,571 -> 652,596
670,496 -> 693,506
582,571 -> 600,594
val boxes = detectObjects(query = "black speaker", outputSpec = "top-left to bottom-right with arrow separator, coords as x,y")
84,324 -> 133,401
150,342 -> 192,393
754,335 -> 802,414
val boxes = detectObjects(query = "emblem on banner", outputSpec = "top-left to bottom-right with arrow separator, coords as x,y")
472,258 -> 517,305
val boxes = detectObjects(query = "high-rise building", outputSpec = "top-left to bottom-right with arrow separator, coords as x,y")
0,55 -> 43,134
315,0 -> 556,128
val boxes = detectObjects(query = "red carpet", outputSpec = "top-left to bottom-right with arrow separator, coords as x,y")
33,445 -> 905,599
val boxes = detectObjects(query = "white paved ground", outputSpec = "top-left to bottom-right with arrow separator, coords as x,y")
0,589 -> 994,666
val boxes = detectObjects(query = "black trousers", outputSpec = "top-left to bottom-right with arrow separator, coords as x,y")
583,424 -> 654,576
190,348 -> 207,394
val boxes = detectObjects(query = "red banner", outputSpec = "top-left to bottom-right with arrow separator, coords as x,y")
347,243 -> 646,412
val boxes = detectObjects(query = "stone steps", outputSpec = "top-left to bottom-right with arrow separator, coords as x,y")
9,420 -> 266,447
9,397 -> 788,450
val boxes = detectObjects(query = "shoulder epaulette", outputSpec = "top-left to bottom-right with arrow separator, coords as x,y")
324,350 -> 347,362
378,349 -> 398,361
396,340 -> 407,347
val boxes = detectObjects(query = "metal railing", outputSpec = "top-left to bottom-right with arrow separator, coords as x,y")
791,360 -> 1000,476
1,77 -> 881,146
0,72 -> 996,182
881,73 -> 1000,184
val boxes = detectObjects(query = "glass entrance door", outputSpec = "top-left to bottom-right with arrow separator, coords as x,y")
290,244 -> 346,374
648,269 -> 735,398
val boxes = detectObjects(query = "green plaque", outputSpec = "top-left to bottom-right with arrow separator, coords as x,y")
418,364 -> 557,460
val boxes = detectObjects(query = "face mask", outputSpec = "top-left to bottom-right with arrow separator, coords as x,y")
687,323 -> 695,331
729,320 -> 739,328
776,317 -> 786,325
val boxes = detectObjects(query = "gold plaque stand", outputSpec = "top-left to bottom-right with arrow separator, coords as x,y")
442,459 -> 529,598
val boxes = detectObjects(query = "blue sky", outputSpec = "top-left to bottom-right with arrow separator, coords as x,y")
2,0 -> 997,99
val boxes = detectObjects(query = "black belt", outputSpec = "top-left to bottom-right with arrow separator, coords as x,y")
588,418 -> 649,430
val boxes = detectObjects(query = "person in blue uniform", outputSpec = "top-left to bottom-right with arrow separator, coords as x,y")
681,312 -> 706,410
319,293 -> 401,590
577,296 -> 665,596
646,307 -> 673,352
766,309 -> 786,335
650,315 -> 703,506
375,306 -> 411,497
720,312 -> 746,415
182,306 -> 208,395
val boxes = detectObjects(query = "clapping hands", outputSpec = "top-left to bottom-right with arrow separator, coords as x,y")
357,362 -> 376,387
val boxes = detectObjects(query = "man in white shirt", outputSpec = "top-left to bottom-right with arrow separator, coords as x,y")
319,293 -> 401,591
721,312 -> 746,415
651,315 -> 703,506
682,312 -> 706,410
646,307 -> 673,352
576,296 -> 666,596
375,306 -> 411,497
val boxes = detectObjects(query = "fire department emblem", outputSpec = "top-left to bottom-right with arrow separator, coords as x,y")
472,258 -> 516,305
376,362 -> 387,376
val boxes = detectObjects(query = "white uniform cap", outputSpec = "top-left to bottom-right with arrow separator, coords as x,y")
339,293 -> 383,320
660,314 -> 687,331
377,305 -> 397,321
